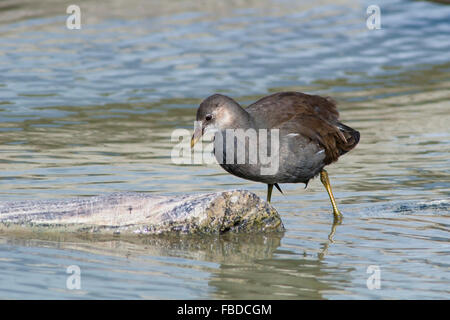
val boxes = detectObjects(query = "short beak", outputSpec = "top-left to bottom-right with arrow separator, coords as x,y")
191,124 -> 203,148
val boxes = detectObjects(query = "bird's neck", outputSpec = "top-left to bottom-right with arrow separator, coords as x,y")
226,105 -> 256,130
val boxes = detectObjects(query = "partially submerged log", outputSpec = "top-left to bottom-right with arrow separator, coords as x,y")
0,190 -> 284,235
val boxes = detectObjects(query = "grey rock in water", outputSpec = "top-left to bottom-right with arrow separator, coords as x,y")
0,190 -> 284,235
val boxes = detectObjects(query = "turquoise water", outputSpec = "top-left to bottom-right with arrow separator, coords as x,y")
0,0 -> 449,299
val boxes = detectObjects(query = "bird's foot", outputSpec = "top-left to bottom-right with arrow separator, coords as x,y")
332,209 -> 343,222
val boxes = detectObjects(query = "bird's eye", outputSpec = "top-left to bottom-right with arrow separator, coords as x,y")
205,114 -> 212,121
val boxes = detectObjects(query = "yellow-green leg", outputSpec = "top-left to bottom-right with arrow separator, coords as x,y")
320,170 -> 343,221
267,184 -> 274,203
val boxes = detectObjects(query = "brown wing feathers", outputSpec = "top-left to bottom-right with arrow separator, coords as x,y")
290,96 -> 359,165
247,92 -> 359,165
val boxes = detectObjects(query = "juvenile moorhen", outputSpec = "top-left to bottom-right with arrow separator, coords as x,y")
191,92 -> 360,220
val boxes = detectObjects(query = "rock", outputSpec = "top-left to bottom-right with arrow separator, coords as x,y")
0,190 -> 284,235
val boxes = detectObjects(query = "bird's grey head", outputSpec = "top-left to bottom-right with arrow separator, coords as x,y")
196,94 -> 244,130
191,94 -> 249,148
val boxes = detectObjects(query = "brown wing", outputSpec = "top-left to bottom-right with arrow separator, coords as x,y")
246,92 -> 359,164
246,91 -> 339,125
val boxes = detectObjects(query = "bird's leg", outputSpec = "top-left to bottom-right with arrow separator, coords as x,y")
320,170 -> 343,220
267,184 -> 274,203
274,183 -> 283,194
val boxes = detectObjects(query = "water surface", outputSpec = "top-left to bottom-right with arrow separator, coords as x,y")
0,0 -> 449,299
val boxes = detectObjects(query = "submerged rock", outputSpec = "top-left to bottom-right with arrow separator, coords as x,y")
0,190 -> 284,235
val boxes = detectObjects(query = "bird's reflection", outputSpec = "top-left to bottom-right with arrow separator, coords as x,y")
1,218 -> 348,299
318,216 -> 341,260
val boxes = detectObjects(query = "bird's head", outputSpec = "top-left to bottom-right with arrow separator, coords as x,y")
191,94 -> 248,148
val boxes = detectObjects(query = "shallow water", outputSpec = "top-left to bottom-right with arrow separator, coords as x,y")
0,0 -> 449,299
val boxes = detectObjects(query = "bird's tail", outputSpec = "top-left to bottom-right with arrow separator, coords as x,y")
336,122 -> 360,156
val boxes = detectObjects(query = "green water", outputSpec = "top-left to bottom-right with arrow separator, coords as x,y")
0,0 -> 449,299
